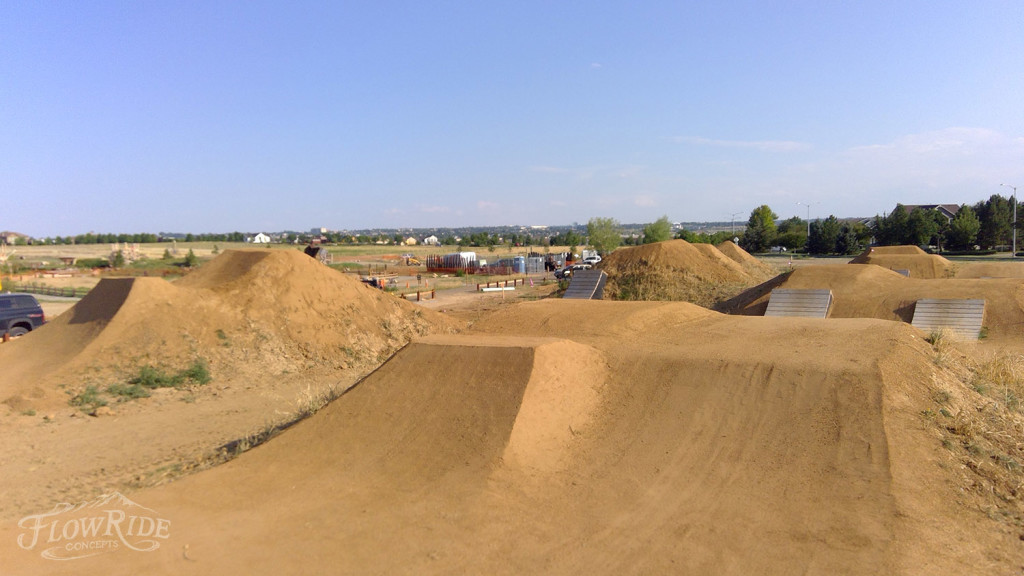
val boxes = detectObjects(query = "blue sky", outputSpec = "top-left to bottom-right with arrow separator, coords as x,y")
4,1 -> 1023,236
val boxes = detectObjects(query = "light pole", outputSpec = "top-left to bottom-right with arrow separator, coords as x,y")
796,201 -> 819,237
1003,183 -> 1018,258
730,212 -> 742,234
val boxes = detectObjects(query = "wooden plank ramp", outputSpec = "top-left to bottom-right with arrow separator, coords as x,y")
563,270 -> 608,300
763,289 -> 833,318
911,298 -> 986,340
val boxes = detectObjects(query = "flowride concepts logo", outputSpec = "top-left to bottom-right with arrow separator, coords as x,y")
17,491 -> 170,560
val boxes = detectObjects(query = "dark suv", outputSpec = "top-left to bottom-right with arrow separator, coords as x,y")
0,293 -> 46,337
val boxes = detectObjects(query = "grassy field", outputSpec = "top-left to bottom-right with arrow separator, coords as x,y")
1,241 -> 562,297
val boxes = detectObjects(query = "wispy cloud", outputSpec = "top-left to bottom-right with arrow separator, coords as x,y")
674,136 -> 810,152
847,127 -> 1019,157
477,200 -> 500,212
417,204 -> 450,214
590,62 -> 602,69
633,194 -> 656,207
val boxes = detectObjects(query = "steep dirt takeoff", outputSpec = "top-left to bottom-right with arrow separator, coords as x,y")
4,300 -> 1018,574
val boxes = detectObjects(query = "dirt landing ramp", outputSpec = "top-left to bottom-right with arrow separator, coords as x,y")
0,277 -> 222,410
721,264 -> 1024,343
4,303 -> 1014,574
849,246 -> 954,279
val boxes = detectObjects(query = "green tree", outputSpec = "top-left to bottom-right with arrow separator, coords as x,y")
807,215 -> 841,255
947,205 -> 981,250
184,249 -> 198,267
901,208 -> 939,247
775,216 -> 808,251
587,217 -> 622,255
642,215 -> 672,244
835,224 -> 861,255
110,250 -> 125,268
976,194 -> 1012,249
740,205 -> 778,253
873,206 -> 903,246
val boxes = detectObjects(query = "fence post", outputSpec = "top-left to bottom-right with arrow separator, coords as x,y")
431,290 -> 435,299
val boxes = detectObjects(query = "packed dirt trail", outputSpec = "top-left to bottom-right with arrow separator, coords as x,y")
4,300 -> 1020,574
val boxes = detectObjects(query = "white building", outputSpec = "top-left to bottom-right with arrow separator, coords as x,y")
251,233 -> 272,244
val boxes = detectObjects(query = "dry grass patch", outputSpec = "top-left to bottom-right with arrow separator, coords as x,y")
923,343 -> 1024,532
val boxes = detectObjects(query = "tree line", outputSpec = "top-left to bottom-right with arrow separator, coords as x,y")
733,194 -> 1018,255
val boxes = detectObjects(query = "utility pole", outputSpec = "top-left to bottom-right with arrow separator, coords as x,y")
796,201 -> 819,237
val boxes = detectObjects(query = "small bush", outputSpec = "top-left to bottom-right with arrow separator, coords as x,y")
129,360 -> 211,389
180,359 -> 211,385
183,249 -> 198,267
70,385 -> 107,410
130,365 -> 180,388
107,382 -> 151,400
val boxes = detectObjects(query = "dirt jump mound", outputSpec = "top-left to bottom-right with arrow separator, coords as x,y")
598,239 -> 774,307
9,301 -> 1019,573
849,246 -> 954,278
720,263 -> 1024,343
0,249 -> 456,412
716,240 -> 773,275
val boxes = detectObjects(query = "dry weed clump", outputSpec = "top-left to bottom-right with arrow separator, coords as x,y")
923,344 -> 1024,532
605,263 -> 747,308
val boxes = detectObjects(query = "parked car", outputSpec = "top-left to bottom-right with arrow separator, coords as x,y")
582,255 -> 602,265
555,264 -> 592,280
0,293 -> 46,337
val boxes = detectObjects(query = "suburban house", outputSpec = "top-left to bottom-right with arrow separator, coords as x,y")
894,204 -> 961,222
423,235 -> 440,246
1,231 -> 30,245
250,233 -> 272,244
402,237 -> 418,246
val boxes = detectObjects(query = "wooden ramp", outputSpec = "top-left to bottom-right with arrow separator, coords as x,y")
563,270 -> 608,300
764,289 -> 833,318
911,299 -> 986,340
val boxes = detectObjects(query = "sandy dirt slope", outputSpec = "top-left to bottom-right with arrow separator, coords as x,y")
4,301 -> 1019,574
720,264 -> 1024,343
598,240 -> 776,305
849,246 -> 954,278
716,239 -> 774,275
